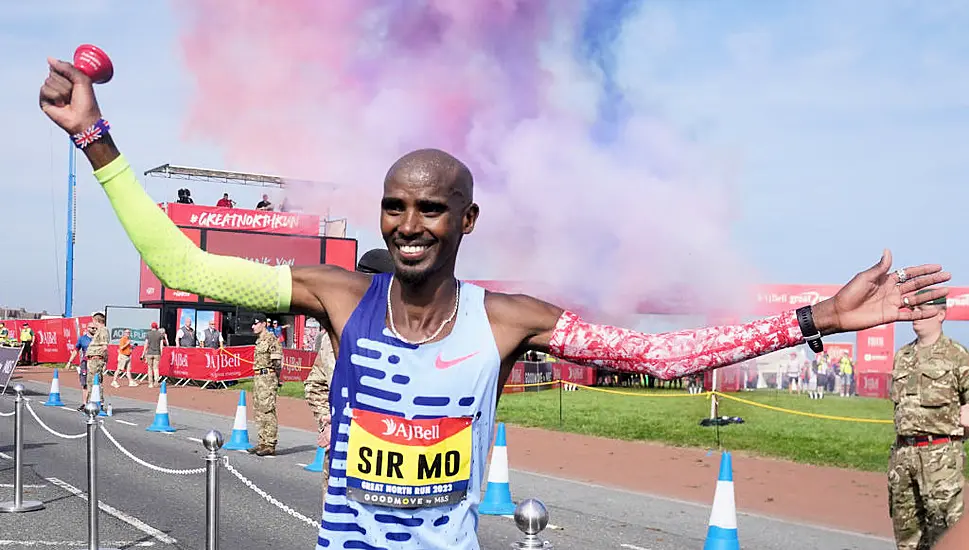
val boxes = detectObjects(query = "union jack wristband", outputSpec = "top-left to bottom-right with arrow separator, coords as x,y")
72,118 -> 111,149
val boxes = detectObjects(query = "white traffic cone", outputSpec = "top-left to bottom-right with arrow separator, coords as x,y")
479,423 -> 516,515
704,451 -> 740,550
44,369 -> 64,407
146,381 -> 176,432
223,390 -> 254,450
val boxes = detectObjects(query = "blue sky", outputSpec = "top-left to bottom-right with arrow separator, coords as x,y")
2,1 -> 968,349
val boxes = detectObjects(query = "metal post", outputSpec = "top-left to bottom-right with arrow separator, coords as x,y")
65,141 -> 76,318
558,380 -> 563,424
709,369 -> 719,420
203,430 -> 224,550
82,402 -> 119,550
513,498 -> 552,549
0,384 -> 44,513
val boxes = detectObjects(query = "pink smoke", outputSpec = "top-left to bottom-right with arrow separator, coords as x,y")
173,0 -> 759,322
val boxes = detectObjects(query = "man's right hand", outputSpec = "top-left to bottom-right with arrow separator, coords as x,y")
38,57 -> 103,135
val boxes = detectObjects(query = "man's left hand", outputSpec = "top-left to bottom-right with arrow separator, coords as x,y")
811,249 -> 950,335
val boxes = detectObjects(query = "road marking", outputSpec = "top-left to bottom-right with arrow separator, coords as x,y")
46,477 -> 177,544
114,419 -> 138,426
0,541 -> 153,547
60,406 -> 78,412
0,452 -> 11,460
186,437 -> 203,444
621,545 -> 651,550
0,483 -> 47,488
296,463 -> 308,468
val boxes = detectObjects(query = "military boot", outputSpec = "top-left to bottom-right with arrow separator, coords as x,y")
254,445 -> 276,457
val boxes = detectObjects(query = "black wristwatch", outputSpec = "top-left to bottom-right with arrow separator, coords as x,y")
796,306 -> 824,353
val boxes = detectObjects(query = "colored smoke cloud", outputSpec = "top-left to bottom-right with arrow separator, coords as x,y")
175,0 -> 758,322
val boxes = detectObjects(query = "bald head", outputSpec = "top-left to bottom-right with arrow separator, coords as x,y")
380,148 -> 480,287
384,149 -> 473,203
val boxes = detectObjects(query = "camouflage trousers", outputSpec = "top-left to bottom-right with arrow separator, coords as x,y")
888,440 -> 965,549
252,370 -> 279,449
304,377 -> 330,483
87,357 -> 106,393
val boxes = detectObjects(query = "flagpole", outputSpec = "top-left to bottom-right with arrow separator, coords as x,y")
65,140 -> 76,318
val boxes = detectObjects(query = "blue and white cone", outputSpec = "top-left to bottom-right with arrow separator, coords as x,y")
304,445 -> 327,472
44,369 -> 64,407
146,381 -> 176,433
89,374 -> 104,414
703,451 -> 740,550
479,422 -> 516,516
223,390 -> 254,450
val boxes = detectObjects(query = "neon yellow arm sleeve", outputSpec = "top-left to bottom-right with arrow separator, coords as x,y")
94,155 -> 292,312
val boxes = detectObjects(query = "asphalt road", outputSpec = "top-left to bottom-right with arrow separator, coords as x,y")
0,381 -> 895,550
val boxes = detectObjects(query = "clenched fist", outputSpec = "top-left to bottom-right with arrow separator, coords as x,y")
39,57 -> 103,135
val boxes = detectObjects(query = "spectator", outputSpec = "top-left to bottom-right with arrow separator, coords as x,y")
176,188 -> 194,204
176,318 -> 197,347
201,320 -> 224,349
18,322 -> 34,365
111,328 -> 137,388
256,194 -> 272,211
216,193 -> 235,208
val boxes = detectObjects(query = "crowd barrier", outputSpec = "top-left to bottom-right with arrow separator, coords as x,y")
0,383 -> 552,549
103,346 -> 318,384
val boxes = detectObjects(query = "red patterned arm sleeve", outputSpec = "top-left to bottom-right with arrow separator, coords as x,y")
547,310 -> 805,380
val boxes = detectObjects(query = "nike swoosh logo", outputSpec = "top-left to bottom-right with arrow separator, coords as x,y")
435,351 -> 480,370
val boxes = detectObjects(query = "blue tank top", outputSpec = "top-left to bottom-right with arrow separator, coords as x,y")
317,273 -> 502,550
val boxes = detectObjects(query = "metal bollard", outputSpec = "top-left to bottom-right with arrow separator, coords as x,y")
83,401 -> 119,550
513,498 -> 552,549
0,384 -> 45,513
203,430 -> 224,550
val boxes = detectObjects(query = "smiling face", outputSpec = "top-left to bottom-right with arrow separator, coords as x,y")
380,149 -> 479,286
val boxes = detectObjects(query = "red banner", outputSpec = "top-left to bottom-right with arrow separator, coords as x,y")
102,345 -> 315,383
280,349 -> 316,382
824,342 -> 854,361
856,372 -> 891,399
165,203 -> 320,236
856,324 -> 894,373
943,289 -> 969,320
324,238 -> 359,272
205,231 -> 321,268
551,362 -> 596,386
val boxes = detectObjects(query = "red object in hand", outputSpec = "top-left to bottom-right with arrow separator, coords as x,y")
73,44 -> 114,84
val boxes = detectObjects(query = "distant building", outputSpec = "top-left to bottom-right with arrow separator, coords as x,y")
0,307 -> 50,320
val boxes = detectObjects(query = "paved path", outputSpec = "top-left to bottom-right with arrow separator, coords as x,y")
0,373 -> 902,549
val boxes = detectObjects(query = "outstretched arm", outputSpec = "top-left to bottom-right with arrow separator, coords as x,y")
492,295 -> 805,380
491,251 -> 950,380
38,57 -> 353,317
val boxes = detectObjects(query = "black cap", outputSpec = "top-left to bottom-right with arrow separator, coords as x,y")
252,313 -> 270,324
356,248 -> 394,274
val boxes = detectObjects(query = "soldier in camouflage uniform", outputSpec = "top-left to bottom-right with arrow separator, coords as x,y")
86,312 -> 111,405
888,290 -> 969,549
304,248 -> 394,488
250,313 -> 283,456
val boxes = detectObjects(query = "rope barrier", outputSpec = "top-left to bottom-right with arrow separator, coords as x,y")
710,391 -> 894,424
570,382 -> 713,398
501,379 -> 894,424
223,459 -> 319,527
23,401 -> 87,439
100,425 -> 207,475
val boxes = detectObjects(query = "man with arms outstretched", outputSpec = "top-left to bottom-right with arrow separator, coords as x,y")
39,58 -> 951,550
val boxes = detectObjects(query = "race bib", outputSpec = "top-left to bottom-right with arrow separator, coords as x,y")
345,409 -> 472,509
